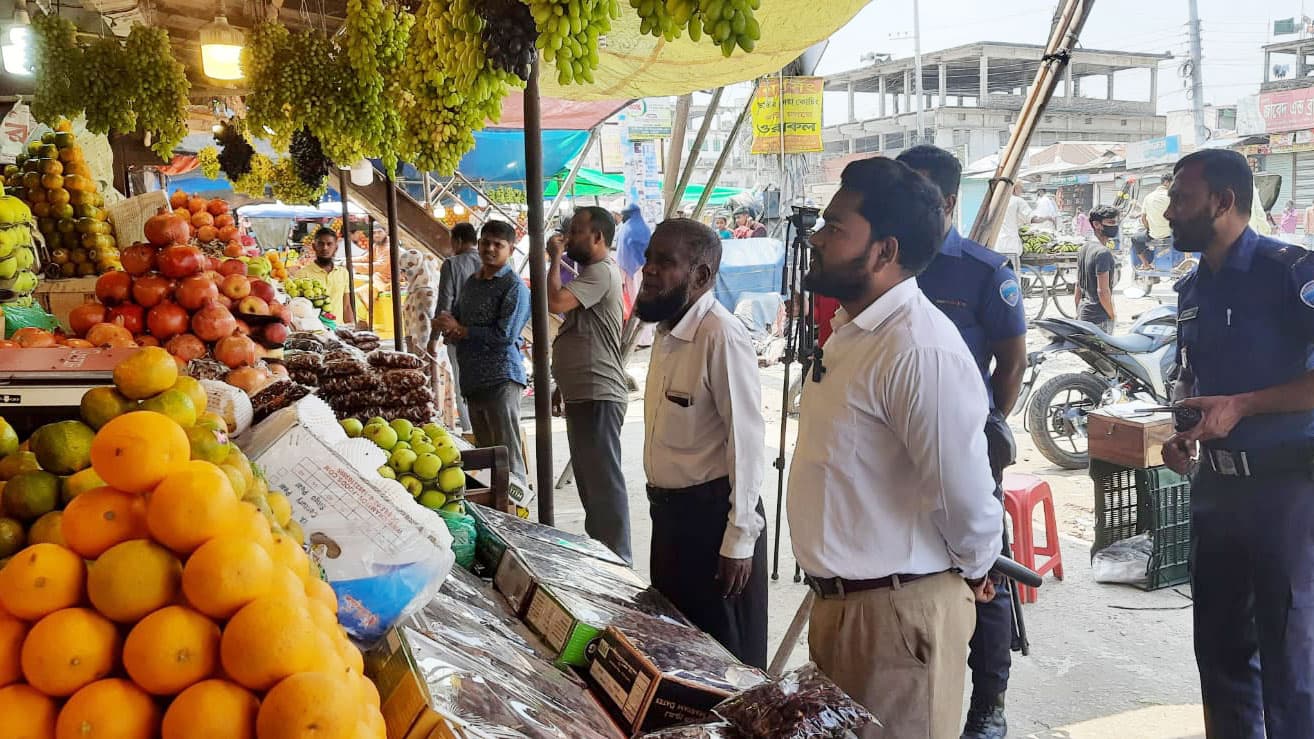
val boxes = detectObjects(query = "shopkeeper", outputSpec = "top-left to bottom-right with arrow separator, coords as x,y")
636,219 -> 768,669
296,226 -> 356,325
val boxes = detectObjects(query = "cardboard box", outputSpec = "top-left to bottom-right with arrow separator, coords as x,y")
1088,403 -> 1174,468
32,276 -> 98,332
492,543 -> 651,619
365,627 -> 464,739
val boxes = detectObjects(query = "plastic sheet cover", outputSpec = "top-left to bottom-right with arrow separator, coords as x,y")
714,662 -> 877,738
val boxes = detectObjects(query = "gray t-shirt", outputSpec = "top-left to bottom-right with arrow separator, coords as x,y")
437,250 -> 483,316
552,257 -> 628,404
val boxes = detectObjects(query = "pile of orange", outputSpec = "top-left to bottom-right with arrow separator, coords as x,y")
0,374 -> 381,737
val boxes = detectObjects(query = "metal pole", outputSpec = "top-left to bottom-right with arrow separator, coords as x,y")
667,87 -> 725,219
913,0 -> 924,144
525,58 -> 555,524
545,127 -> 600,225
692,81 -> 760,220
1187,0 -> 1208,145
385,168 -> 404,351
663,94 -> 694,210
367,215 -> 376,330
339,169 -> 356,326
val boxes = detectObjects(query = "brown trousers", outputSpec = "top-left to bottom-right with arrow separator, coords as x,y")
808,571 -> 976,739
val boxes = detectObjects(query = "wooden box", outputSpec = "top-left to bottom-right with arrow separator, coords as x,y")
1087,403 -> 1175,469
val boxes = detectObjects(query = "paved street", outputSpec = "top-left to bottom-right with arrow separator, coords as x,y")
524,281 -> 1205,737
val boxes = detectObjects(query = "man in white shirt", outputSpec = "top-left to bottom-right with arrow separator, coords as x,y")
1138,174 -> 1173,270
636,219 -> 768,668
787,157 -> 1004,738
995,182 -> 1032,273
1030,188 -> 1059,231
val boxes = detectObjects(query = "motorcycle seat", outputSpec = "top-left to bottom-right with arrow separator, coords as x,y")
1054,317 -> 1157,353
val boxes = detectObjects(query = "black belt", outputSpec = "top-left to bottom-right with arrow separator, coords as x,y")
804,571 -> 946,599
1201,445 -> 1314,478
647,476 -> 731,506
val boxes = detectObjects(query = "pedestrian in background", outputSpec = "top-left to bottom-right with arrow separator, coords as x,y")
637,219 -> 768,668
995,181 -> 1031,274
1139,174 -> 1173,270
1074,206 -> 1119,332
547,206 -> 633,564
714,214 -> 734,239
1281,199 -> 1299,234
436,223 -> 481,432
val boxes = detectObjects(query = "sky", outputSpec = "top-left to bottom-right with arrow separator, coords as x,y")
810,0 -> 1289,125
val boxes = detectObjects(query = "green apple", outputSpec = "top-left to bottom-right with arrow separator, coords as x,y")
411,441 -> 435,457
422,423 -> 445,439
389,448 -> 418,474
362,423 -> 398,451
435,443 -> 461,468
392,441 -> 411,454
409,429 -> 428,446
441,501 -> 465,514
340,418 -> 364,438
437,466 -> 466,494
412,453 -> 442,481
0,256 -> 14,280
418,490 -> 447,510
367,416 -> 386,427
398,474 -> 423,498
389,418 -> 414,440
377,465 -> 396,480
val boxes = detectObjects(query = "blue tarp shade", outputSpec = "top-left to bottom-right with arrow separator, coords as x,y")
714,237 -> 785,313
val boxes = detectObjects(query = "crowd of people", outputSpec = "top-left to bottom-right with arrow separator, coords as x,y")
405,142 -> 1314,739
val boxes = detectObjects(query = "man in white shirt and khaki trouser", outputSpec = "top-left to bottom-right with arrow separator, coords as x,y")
788,157 -> 1004,737
636,219 -> 768,668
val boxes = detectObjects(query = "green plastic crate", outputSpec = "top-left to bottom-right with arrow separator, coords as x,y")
1090,460 -> 1192,590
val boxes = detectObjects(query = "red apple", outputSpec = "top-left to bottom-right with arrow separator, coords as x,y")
219,259 -> 248,277
203,269 -> 223,284
220,274 -> 251,301
206,256 -> 222,272
261,321 -> 289,346
248,279 -> 276,303
237,296 -> 271,316
215,294 -> 233,309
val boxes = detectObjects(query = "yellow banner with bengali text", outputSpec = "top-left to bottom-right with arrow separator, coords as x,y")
750,77 -> 824,155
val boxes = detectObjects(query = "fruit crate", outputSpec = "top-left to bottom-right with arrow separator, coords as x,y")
1090,460 -> 1192,590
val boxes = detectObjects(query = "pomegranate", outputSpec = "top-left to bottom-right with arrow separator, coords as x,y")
146,302 -> 190,341
214,214 -> 235,229
121,244 -> 156,276
108,303 -> 144,334
175,275 -> 219,312
68,302 -> 107,337
215,294 -> 233,309
261,321 -> 289,346
63,338 -> 94,349
86,322 -> 133,347
224,366 -> 272,395
191,302 -> 237,342
187,196 -> 208,215
165,333 -> 207,362
158,245 -> 206,279
218,259 -> 247,277
144,208 -> 191,247
217,225 -> 240,242
233,319 -> 251,336
131,274 -> 173,308
207,198 -> 230,216
214,334 -> 258,369
170,189 -> 189,209
134,334 -> 160,347
94,271 -> 133,305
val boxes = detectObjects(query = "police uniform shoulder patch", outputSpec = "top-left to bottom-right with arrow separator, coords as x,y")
1300,280 -> 1314,309
1000,278 -> 1021,307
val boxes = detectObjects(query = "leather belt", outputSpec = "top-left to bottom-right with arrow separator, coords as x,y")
1203,446 -> 1314,478
804,571 -> 946,599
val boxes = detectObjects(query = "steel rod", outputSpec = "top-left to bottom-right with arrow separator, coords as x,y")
692,81 -> 759,220
339,169 -> 356,326
525,58 -> 555,524
545,127 -> 600,225
384,168 -> 404,351
367,215 -> 376,329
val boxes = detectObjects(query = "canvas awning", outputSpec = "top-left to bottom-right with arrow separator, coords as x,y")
543,168 -> 747,205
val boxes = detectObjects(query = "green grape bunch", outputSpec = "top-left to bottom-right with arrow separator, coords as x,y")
631,0 -> 761,55
81,37 -> 137,135
30,14 -> 82,125
123,26 -> 191,158
527,0 -> 620,85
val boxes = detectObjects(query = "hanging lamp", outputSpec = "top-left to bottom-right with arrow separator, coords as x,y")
199,3 -> 244,80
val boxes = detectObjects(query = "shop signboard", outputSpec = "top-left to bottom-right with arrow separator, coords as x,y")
625,98 -> 674,141
1259,88 -> 1314,133
617,108 -> 664,225
1125,135 -> 1181,169
750,76 -> 825,155
1269,129 -> 1314,153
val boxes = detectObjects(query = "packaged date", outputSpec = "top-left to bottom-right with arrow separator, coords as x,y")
713,662 -> 877,738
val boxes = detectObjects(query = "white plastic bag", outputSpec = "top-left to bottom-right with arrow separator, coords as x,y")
1091,533 -> 1152,585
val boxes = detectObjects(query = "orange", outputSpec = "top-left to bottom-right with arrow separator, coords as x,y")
0,616 -> 24,687
27,511 -> 64,547
86,539 -> 181,623
219,596 -> 317,691
304,577 -> 337,615
255,672 -> 360,739
0,543 -> 85,620
0,683 -> 58,739
356,672 -> 381,710
55,679 -> 159,739
162,679 -> 258,739
232,502 -> 275,552
182,536 -> 274,620
146,461 -> 238,554
59,486 -> 148,559
266,493 -> 292,527
21,608 -> 119,697
268,532 -> 311,583
169,375 -> 208,414
90,411 -> 190,494
266,565 -> 309,605
112,346 -> 179,400
359,709 -> 386,739
305,628 -> 346,676
123,605 -> 219,696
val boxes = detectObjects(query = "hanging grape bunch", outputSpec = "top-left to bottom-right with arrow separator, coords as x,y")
526,0 -> 620,85
477,0 -> 538,81
214,119 -> 256,181
289,127 -> 330,190
123,25 -> 192,158
631,0 -> 761,55
341,0 -> 414,172
29,14 -> 82,125
81,37 -> 137,135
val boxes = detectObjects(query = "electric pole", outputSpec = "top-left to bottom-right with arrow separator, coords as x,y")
1188,0 -> 1208,144
913,0 -> 925,144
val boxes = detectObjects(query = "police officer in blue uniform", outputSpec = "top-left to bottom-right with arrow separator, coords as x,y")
1162,148 -> 1314,738
897,145 -> 1029,739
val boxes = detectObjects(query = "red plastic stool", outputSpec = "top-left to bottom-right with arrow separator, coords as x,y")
1002,471 -> 1064,603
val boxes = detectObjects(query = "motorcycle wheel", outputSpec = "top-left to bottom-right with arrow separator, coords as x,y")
1026,372 -> 1108,469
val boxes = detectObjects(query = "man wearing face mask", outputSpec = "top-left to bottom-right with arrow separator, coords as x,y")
1159,149 -> 1314,739
637,219 -> 768,667
1074,206 -> 1120,333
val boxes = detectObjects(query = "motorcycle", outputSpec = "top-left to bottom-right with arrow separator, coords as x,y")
1015,305 -> 1179,469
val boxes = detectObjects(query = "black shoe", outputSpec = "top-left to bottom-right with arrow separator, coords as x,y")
961,693 -> 1007,739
